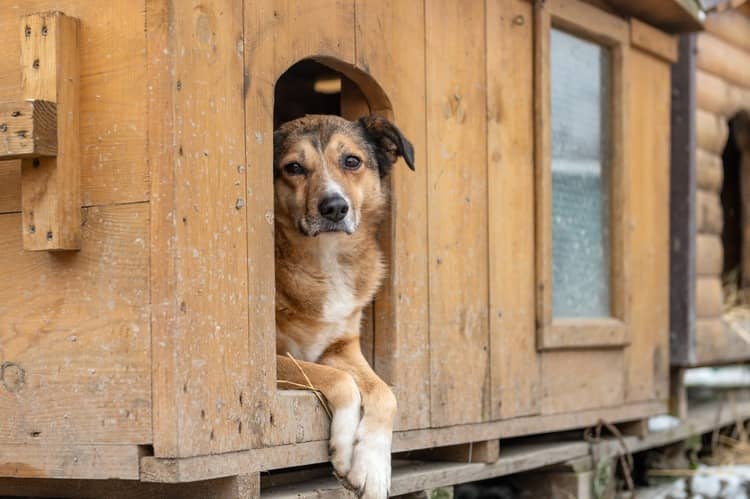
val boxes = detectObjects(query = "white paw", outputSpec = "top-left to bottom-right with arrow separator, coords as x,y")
346,427 -> 392,499
329,396 -> 361,478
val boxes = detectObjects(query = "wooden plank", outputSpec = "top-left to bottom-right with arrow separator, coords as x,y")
243,0 -> 356,448
695,276 -> 724,318
696,147 -> 724,191
355,0 -> 430,432
150,0 -> 251,457
696,32 -> 750,90
694,318 -> 750,365
696,189 -> 723,235
542,350 -> 624,414
696,108 -> 729,154
426,0 -> 489,427
697,70 -> 750,118
0,444 -> 140,480
0,475 -> 259,499
0,205 -> 151,445
141,400 -> 665,482
20,12 -> 80,251
0,1 -> 149,208
412,440 -> 501,464
487,0 -> 540,420
696,233 -> 724,276
630,18 -> 678,63
0,160 -> 21,213
263,441 -> 589,499
670,35 -> 697,367
705,9 -> 750,53
0,100 -> 56,158
626,48 -> 671,402
602,0 -> 703,33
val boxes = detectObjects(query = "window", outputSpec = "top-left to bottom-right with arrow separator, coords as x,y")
535,0 -> 630,349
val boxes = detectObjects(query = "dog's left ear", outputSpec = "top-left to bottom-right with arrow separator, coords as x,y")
357,115 -> 415,177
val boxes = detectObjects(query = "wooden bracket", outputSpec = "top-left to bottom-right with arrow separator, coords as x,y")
0,12 -> 81,250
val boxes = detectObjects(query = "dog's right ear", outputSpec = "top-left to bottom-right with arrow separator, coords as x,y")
357,115 -> 415,178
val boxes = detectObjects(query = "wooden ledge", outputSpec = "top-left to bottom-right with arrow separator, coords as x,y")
0,100 -> 57,159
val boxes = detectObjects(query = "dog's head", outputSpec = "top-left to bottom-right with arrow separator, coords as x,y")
273,114 -> 414,237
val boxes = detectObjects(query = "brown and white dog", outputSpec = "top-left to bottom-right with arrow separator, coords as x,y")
273,114 -> 414,498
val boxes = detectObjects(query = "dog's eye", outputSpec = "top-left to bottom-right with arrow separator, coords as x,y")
283,162 -> 306,176
342,155 -> 361,170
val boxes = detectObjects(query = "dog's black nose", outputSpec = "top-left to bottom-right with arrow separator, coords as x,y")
318,195 -> 349,222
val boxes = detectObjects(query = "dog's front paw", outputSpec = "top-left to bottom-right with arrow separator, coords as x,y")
329,397 -> 361,478
345,428 -> 392,499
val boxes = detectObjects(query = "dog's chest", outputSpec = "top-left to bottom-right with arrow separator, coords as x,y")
319,243 -> 357,325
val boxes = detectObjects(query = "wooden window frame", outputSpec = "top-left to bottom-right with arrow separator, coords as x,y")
534,0 -> 631,350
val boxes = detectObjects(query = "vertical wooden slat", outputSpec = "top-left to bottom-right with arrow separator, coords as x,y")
487,0 -> 541,420
355,0 -> 430,431
20,12 -> 80,251
150,0 -> 251,457
626,48 -> 671,402
426,0 -> 489,426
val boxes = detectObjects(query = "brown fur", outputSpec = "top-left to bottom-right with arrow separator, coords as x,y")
273,114 -> 414,497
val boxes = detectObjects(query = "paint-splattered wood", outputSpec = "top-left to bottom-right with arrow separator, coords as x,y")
354,0 -> 430,431
0,2 -> 148,208
20,12 -> 80,251
625,48 -> 671,403
0,100 -> 56,159
0,204 -> 150,445
426,0 -> 489,427
150,0 -> 252,457
0,444 -> 140,480
486,0 -> 540,420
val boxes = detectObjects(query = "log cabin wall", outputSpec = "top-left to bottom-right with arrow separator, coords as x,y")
0,0 -> 682,484
692,5 -> 750,364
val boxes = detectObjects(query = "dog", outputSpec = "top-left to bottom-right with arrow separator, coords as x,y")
273,114 -> 415,498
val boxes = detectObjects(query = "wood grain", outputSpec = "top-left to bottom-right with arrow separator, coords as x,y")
0,100 -> 56,159
150,0 -> 252,457
705,9 -> 750,54
696,189 -> 723,235
0,205 -> 150,446
695,277 -> 724,319
487,0 -> 540,420
0,1 -> 148,208
696,32 -> 750,90
426,0 -> 489,426
0,444 -> 140,480
696,108 -> 729,154
696,233 -> 724,276
629,18 -> 678,63
696,147 -> 724,191
625,48 -> 670,403
697,70 -> 750,118
20,12 -> 80,251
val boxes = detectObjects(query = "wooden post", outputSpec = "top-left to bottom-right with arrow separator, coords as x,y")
19,12 -> 81,251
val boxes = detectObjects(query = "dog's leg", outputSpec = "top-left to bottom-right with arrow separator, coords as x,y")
276,354 -> 361,480
319,338 -> 397,499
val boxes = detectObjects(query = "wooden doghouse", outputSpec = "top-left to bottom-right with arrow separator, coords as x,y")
671,1 -> 750,370
0,0 -> 694,496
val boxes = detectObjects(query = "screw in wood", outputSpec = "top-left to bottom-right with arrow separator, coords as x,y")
33,158 -> 40,168
46,231 -> 53,241
11,110 -> 21,117
0,124 -> 6,133
32,59 -> 40,70
24,26 -> 31,38
29,224 -> 36,234
41,25 -> 48,36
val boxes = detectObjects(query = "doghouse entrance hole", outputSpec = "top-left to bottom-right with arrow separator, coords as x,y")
273,59 -> 393,369
721,110 -> 750,305
274,59 -> 374,128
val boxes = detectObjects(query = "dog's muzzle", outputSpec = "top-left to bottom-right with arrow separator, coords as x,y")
299,194 -> 356,236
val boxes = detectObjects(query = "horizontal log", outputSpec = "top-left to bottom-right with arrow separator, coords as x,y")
697,32 -> 750,90
696,276 -> 724,318
696,233 -> 724,277
705,9 -> 750,54
696,148 -> 724,192
696,189 -> 723,235
0,100 -> 57,159
696,109 -> 729,154
697,70 -> 750,117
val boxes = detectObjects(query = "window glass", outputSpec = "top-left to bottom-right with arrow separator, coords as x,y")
550,28 -> 611,318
